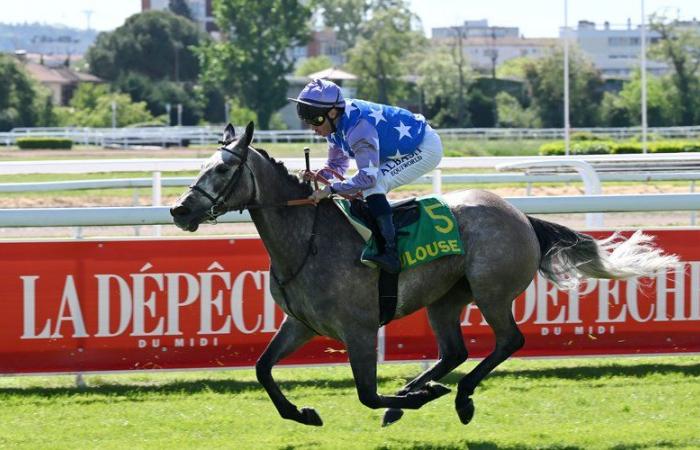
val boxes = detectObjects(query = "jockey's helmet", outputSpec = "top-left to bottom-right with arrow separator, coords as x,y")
288,79 -> 345,127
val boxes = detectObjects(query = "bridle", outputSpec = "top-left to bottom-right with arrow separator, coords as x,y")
188,143 -> 256,223
188,142 -> 319,225
186,141 -> 323,334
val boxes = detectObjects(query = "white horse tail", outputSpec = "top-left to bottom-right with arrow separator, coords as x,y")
527,216 -> 678,290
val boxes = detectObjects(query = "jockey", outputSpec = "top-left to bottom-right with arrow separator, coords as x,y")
289,78 -> 443,274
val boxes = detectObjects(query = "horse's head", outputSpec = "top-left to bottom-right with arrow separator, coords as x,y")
170,121 -> 256,232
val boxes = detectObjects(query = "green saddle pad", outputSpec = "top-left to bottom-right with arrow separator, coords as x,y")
333,195 -> 465,272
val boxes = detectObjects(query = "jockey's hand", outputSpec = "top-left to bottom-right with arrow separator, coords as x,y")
309,186 -> 332,204
301,170 -> 316,182
295,169 -> 312,182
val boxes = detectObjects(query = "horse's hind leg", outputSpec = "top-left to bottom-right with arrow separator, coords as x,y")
382,279 -> 470,426
255,316 -> 321,426
454,294 -> 524,425
344,329 -> 450,413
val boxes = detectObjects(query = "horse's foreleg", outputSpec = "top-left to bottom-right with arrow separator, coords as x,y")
255,317 -> 321,426
345,332 -> 450,412
383,285 -> 470,426
455,295 -> 524,425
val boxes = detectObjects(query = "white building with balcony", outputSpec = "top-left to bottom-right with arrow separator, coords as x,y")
565,20 -> 668,79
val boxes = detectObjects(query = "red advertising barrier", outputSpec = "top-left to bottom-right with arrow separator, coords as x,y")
385,230 -> 700,361
0,230 -> 698,375
0,238 -> 346,374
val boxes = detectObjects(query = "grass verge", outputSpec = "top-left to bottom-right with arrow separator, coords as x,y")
0,355 -> 698,449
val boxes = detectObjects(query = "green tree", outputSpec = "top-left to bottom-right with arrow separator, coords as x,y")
415,47 -> 474,127
87,11 -> 205,82
198,0 -> 311,129
117,72 -> 205,125
648,15 -> 700,125
618,70 -> 680,126
496,57 -> 530,79
85,11 -> 209,124
0,54 -> 54,130
523,47 -> 604,127
295,55 -> 334,76
346,0 -> 427,104
496,92 -> 539,127
55,84 -> 156,127
315,0 -> 369,50
599,92 -> 632,127
599,71 -> 681,127
169,0 -> 193,20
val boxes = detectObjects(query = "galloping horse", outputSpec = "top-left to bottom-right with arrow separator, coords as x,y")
170,122 -> 676,427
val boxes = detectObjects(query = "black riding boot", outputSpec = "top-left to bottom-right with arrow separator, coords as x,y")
367,214 -> 401,274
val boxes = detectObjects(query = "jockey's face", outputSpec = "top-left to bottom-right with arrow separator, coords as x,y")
309,108 -> 339,137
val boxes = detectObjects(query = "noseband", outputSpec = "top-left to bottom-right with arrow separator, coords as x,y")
185,143 -> 322,334
188,145 -> 256,222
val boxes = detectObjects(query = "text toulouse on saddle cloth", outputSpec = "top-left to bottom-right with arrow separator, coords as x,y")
334,195 -> 464,271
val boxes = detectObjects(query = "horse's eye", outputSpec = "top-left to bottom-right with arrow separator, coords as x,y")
215,164 -> 229,174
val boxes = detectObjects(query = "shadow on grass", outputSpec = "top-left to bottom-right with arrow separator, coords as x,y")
371,440 -> 693,450
373,442 -> 583,450
439,362 -> 700,386
0,374 -> 380,399
1,362 -> 698,400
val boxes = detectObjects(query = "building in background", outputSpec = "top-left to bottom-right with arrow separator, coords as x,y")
14,50 -> 102,105
567,20 -> 668,79
304,28 -> 346,67
432,20 -> 555,75
141,0 -> 217,33
432,19 -> 519,39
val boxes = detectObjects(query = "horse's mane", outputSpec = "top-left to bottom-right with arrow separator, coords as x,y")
254,147 -> 313,196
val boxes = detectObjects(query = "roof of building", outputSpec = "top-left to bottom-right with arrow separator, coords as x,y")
22,61 -> 102,85
307,67 -> 357,81
432,36 -> 558,47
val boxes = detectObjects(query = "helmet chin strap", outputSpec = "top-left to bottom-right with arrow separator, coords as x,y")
326,90 -> 343,134
327,109 -> 338,134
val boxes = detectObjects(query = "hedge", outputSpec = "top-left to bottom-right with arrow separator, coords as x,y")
539,140 -> 700,155
16,137 -> 73,150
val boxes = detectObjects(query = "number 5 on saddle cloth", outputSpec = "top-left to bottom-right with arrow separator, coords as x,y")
334,195 -> 465,325
335,195 -> 464,271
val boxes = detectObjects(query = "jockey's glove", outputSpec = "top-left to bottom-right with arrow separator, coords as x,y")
309,185 -> 332,204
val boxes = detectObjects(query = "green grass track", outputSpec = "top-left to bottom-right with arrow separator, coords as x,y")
0,355 -> 698,449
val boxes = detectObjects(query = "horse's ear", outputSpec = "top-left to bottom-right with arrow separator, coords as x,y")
221,123 -> 236,145
240,121 -> 255,148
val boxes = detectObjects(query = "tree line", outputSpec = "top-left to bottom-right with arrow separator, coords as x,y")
1,0 -> 699,131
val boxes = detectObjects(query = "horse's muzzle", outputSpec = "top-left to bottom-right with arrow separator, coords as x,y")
170,204 -> 200,232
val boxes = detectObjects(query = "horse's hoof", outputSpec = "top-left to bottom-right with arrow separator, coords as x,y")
382,408 -> 404,427
425,382 -> 451,400
300,407 -> 323,426
455,397 -> 475,425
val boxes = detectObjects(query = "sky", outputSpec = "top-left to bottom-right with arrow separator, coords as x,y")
2,0 -> 700,37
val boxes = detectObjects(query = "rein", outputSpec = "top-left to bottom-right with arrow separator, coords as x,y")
269,204 -> 324,336
188,145 -> 316,223
187,144 -> 322,334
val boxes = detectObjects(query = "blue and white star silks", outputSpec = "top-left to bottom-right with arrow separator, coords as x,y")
361,159 -> 379,177
394,121 -> 412,140
327,98 -> 426,163
368,107 -> 386,125
344,100 -> 357,118
323,98 -> 427,195
389,149 -> 403,160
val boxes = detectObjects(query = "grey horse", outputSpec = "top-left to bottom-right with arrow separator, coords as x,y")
170,122 -> 677,427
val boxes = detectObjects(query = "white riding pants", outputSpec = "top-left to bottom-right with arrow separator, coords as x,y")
363,125 -> 443,197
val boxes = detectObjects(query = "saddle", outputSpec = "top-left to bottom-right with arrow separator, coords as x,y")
344,198 -> 418,326
334,195 -> 464,326
347,197 -> 421,242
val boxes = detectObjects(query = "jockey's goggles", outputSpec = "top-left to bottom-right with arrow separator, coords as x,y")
296,103 -> 330,127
